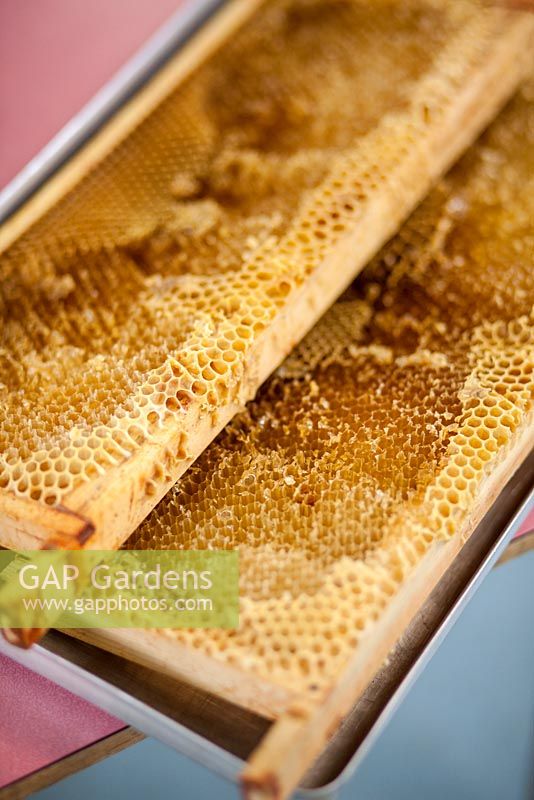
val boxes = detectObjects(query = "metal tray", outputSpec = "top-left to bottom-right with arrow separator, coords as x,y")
1,453 -> 532,798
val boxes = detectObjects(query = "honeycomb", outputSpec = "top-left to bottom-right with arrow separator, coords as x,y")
127,81 -> 534,697
0,0 -> 524,527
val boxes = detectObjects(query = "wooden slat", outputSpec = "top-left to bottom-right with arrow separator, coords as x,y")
241,423 -> 534,799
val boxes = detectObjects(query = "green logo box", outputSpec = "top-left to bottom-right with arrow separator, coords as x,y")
0,550 -> 238,629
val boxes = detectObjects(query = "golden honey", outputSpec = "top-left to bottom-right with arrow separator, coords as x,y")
127,83 -> 534,695
0,0 -> 514,512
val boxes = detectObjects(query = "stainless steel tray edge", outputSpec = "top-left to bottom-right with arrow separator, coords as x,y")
0,0 -> 226,224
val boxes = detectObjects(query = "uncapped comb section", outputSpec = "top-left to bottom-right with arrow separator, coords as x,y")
0,0 -> 531,551
74,80 -> 534,796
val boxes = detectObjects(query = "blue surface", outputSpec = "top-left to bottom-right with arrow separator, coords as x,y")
34,551 -> 534,800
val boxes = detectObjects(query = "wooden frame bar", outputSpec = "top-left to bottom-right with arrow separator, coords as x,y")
241,422 -> 534,798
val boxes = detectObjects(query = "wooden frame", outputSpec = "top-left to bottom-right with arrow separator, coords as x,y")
0,4 -> 532,554
69,422 -> 533,797
242,424 -> 534,798
4,491 -> 532,800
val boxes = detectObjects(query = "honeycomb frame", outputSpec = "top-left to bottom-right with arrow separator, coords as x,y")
0,1 -> 532,554
70,79 -> 534,799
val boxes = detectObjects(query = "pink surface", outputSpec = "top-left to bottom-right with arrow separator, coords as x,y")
516,508 -> 534,538
0,654 -> 123,789
0,0 -> 183,190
